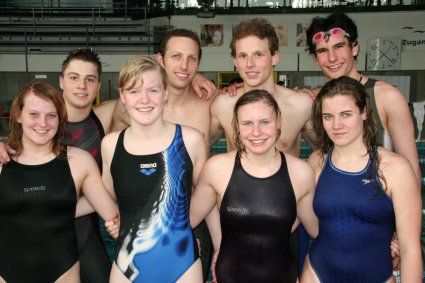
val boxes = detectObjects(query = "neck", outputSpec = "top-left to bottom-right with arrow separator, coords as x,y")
18,141 -> 55,164
166,84 -> 194,105
242,147 -> 278,167
345,69 -> 363,85
331,139 -> 368,160
243,81 -> 277,97
66,103 -> 92,123
128,118 -> 169,138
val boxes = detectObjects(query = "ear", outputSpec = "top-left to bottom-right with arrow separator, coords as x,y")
272,50 -> 280,66
163,87 -> 169,103
362,110 -> 367,120
59,76 -> 64,90
352,43 -> 359,57
157,53 -> 165,68
119,88 -> 126,104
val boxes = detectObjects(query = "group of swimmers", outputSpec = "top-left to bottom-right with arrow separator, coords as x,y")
0,11 -> 422,283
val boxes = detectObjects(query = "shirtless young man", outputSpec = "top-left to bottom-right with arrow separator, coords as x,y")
209,18 -> 317,156
305,13 -> 420,184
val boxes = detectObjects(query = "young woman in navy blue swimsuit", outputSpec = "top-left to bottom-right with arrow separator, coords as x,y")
301,77 -> 422,283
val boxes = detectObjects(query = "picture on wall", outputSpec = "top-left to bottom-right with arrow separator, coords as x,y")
296,23 -> 309,47
200,24 -> 224,47
273,24 -> 288,47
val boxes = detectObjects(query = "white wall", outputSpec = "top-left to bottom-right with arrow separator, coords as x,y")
173,11 -> 425,71
0,10 -> 424,72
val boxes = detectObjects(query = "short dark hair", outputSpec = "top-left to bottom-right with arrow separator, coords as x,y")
306,13 -> 359,58
230,18 -> 279,58
61,48 -> 102,78
158,29 -> 202,61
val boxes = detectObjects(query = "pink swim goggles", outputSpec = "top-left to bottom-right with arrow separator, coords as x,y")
312,27 -> 350,44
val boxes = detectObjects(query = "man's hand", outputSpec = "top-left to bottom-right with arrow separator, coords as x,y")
219,82 -> 244,97
211,249 -> 219,283
191,73 -> 217,100
0,142 -> 15,164
105,216 -> 120,240
391,234 -> 400,271
293,86 -> 317,100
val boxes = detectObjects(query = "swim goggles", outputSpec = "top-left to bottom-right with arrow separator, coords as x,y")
312,28 -> 350,44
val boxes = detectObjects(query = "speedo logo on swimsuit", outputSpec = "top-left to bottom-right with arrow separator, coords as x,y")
227,206 -> 249,215
362,179 -> 374,185
140,163 -> 157,176
23,186 -> 47,193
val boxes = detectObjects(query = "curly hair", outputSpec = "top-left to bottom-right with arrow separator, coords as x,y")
312,76 -> 386,192
230,18 -> 279,58
306,13 -> 359,59
232,89 -> 281,154
8,82 -> 68,157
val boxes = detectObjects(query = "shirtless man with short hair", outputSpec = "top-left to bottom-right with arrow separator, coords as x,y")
209,18 -> 317,156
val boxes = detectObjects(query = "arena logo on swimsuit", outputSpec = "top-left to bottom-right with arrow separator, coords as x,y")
23,185 -> 47,193
140,163 -> 157,176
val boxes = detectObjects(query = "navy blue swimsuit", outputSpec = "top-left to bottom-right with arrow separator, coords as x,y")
309,149 -> 395,282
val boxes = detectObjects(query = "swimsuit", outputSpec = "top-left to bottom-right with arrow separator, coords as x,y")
365,78 -> 394,150
309,149 -> 395,282
111,125 -> 197,283
216,152 -> 298,283
0,154 -> 78,283
66,109 -> 111,283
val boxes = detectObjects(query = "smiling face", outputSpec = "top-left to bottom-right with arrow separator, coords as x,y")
236,100 -> 279,155
157,36 -> 200,91
59,59 -> 100,111
233,36 -> 279,89
18,93 -> 59,148
313,35 -> 359,80
120,69 -> 167,127
322,94 -> 366,148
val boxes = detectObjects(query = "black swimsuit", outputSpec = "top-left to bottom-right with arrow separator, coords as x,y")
216,152 -> 298,283
0,154 -> 78,283
66,110 -> 111,283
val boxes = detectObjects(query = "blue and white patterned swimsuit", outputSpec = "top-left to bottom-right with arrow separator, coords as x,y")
111,125 -> 197,283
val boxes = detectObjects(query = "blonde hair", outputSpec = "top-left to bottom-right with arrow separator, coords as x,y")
119,55 -> 166,91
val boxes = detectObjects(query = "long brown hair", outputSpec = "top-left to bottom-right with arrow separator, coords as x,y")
312,76 -> 386,191
8,82 -> 68,157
